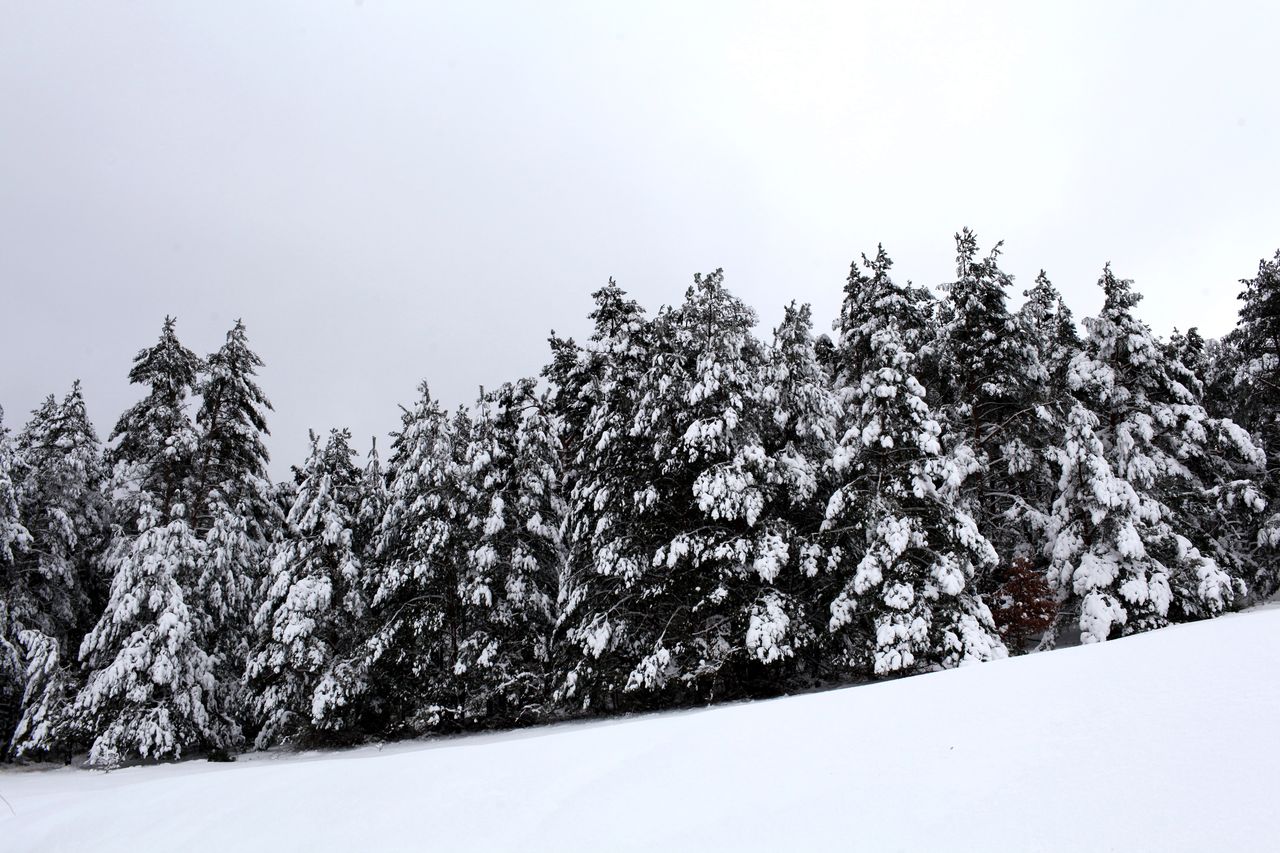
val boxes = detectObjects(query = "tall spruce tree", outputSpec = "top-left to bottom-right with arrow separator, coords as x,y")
72,318 -> 236,767
5,384 -> 108,758
108,316 -> 203,522
365,384 -> 470,733
573,271 -> 818,703
1048,267 -> 1264,642
936,230 -> 1045,567
1230,250 -> 1280,591
245,428 -> 370,748
823,248 -> 1006,676
555,281 -> 657,711
454,379 -> 562,725
0,406 -> 34,753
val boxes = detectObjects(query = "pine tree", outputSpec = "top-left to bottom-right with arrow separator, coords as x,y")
72,498 -> 236,766
455,379 -> 562,725
936,230 -> 1045,569
1019,271 -> 1081,387
1048,267 -> 1264,642
554,280 -> 657,710
108,316 -> 203,522
1230,250 -> 1280,591
245,429 -> 369,748
11,383 -> 109,635
365,384 -> 470,733
1009,271 -> 1082,564
754,301 -> 841,678
8,630 -> 73,760
194,320 -> 273,528
564,271 -> 829,705
823,248 -> 1006,676
4,384 -> 108,758
0,406 -> 34,754
72,318 -> 233,766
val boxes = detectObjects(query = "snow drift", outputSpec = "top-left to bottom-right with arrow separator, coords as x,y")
2,606 -> 1277,852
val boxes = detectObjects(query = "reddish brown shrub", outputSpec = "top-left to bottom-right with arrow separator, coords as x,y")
990,556 -> 1058,651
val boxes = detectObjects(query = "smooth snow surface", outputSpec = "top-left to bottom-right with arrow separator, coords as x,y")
4,607 -> 1278,852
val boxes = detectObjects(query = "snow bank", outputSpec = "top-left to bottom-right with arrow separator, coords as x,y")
3,606 -> 1278,852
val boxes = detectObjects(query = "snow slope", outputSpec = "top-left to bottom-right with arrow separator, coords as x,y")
3,607 -> 1277,852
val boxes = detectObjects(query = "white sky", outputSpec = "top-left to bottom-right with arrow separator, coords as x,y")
2,1 -> 1278,476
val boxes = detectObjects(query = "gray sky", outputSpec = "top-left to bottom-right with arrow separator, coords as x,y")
3,1 -> 1278,478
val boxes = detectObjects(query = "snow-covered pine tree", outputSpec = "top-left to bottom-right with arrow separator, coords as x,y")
11,383 -> 110,635
108,316 -> 204,523
0,406 -> 34,754
8,629 -> 73,761
567,270 -> 825,704
71,318 -> 237,767
192,321 -> 277,734
1019,271 -> 1081,391
823,248 -> 1006,676
754,301 -> 841,679
452,379 -> 562,726
936,230 -> 1046,570
365,384 -> 470,734
245,428 -> 370,748
4,384 -> 109,758
0,408 -> 28,566
73,497 -> 235,767
1048,266 -> 1265,643
1230,250 -> 1280,592
357,437 -> 387,556
554,280 -> 658,711
194,320 -> 274,529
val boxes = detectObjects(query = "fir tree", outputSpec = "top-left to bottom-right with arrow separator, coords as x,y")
555,280 -> 657,710
824,248 -> 1006,676
246,429 -> 369,748
72,318 -> 232,766
4,384 -> 108,758
936,230 -> 1045,568
1048,267 -> 1264,642
72,498 -> 236,766
108,316 -> 203,523
365,384 -> 470,733
455,379 -> 562,725
0,407 -> 33,753
1230,250 -> 1280,591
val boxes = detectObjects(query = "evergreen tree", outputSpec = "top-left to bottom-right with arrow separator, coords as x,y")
936,230 -> 1045,567
1009,271 -> 1082,562
755,302 -> 841,677
1048,267 -> 1264,642
564,271 -> 825,705
1019,271 -> 1081,389
194,320 -> 273,529
72,498 -> 236,766
4,384 -> 108,758
71,318 -> 232,766
1230,250 -> 1280,591
455,379 -> 562,725
365,385 -> 470,734
108,316 -> 203,523
245,429 -> 369,748
0,406 -> 33,753
823,248 -> 1006,676
11,383 -> 109,635
555,281 -> 657,710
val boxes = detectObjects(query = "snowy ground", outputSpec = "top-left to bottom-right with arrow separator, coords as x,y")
3,607 -> 1277,852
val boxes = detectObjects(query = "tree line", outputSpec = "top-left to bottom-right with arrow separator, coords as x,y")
2,231 -> 1278,767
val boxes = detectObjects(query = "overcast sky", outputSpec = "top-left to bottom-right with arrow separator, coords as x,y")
3,1 -> 1278,477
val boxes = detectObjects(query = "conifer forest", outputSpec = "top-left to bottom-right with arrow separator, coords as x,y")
3,233 -> 1279,769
